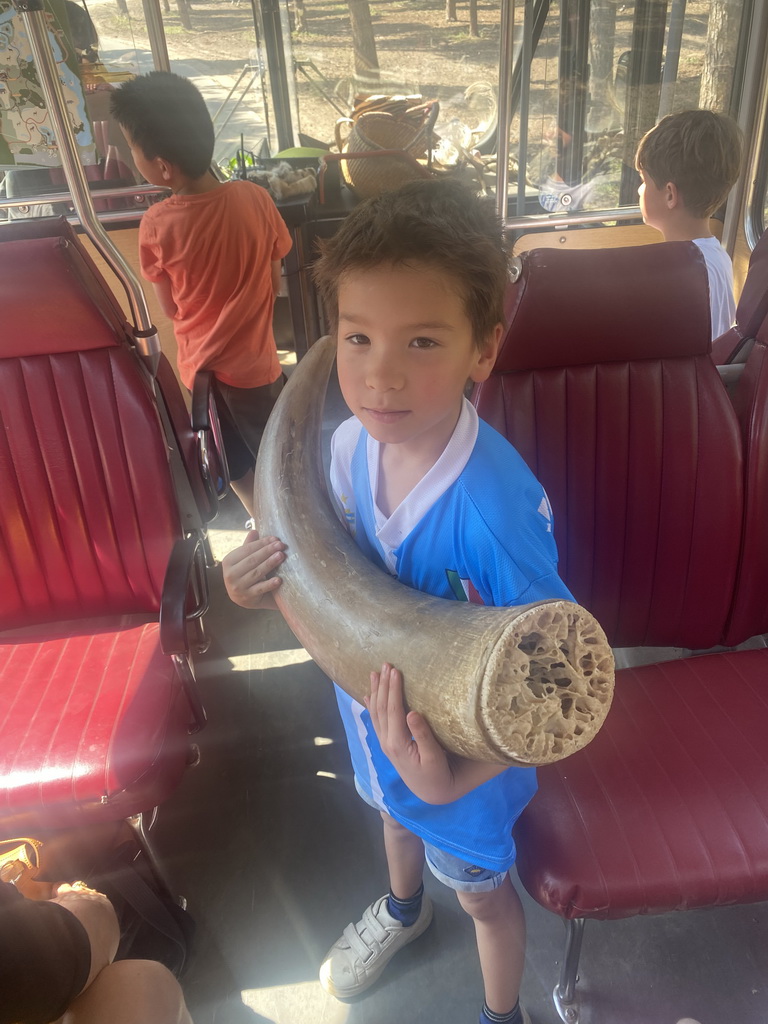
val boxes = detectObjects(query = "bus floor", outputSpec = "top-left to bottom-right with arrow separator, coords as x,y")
149,377 -> 766,1024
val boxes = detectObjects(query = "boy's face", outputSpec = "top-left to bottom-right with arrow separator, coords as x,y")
638,168 -> 670,232
335,263 -> 500,462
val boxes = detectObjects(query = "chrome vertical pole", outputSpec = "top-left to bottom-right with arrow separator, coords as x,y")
12,0 -> 160,368
496,0 -> 515,220
517,0 -> 532,217
141,0 -> 171,72
657,0 -> 687,118
732,0 -> 768,250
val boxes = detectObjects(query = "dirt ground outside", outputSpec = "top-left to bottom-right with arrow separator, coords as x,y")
92,1 -> 503,144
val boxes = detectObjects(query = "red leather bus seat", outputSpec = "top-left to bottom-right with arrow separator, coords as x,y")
0,216 -> 226,534
0,227 -> 207,833
515,647 -> 768,918
477,242 -> 742,649
711,227 -> 768,364
473,243 -> 768,1018
724,322 -> 768,645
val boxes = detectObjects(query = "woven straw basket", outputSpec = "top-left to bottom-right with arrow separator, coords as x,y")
334,102 -> 439,199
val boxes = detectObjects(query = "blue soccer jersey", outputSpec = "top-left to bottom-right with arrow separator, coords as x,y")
329,399 -> 573,871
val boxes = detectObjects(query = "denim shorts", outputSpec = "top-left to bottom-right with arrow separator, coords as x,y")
354,778 -> 508,894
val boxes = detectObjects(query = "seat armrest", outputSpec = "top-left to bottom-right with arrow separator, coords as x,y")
191,370 -> 230,512
190,371 -> 230,511
160,536 -> 208,731
191,370 -> 213,431
160,536 -> 208,654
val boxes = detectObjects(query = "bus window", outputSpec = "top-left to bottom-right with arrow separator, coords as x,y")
756,142 -> 768,242
281,2 -> 502,184
0,0 -> 143,221
78,0 -> 273,172
501,0 -> 750,218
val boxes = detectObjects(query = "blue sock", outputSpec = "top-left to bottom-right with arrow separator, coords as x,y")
386,882 -> 423,927
479,1000 -> 523,1024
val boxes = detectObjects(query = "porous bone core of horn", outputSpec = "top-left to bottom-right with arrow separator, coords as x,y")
254,335 -> 615,767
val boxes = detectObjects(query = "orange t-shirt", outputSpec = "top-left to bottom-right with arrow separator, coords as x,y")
139,180 -> 292,390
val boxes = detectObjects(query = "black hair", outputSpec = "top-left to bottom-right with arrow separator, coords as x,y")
313,178 -> 509,348
110,71 -> 214,179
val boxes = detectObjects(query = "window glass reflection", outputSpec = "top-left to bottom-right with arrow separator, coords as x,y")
505,0 -> 746,217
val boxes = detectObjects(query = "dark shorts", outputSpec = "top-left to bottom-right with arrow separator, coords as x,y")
212,373 -> 286,481
0,881 -> 91,1024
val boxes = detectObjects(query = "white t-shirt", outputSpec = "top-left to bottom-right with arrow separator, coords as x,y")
693,236 -> 736,341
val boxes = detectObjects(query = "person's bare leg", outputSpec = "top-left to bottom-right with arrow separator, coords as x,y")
230,467 -> 255,518
51,886 -> 120,992
380,811 -> 425,898
63,960 -> 193,1024
456,875 -> 526,1014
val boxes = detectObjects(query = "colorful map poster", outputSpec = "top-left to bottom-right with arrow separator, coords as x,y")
0,0 -> 96,169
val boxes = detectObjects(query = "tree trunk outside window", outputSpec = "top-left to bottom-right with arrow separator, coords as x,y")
699,0 -> 741,112
348,0 -> 379,78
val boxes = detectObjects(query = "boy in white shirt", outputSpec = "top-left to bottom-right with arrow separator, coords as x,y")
635,109 -> 743,340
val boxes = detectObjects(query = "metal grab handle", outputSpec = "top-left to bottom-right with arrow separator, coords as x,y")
12,0 -> 161,370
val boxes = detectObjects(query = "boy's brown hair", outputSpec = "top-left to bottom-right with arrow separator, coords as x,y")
635,109 -> 743,219
313,179 -> 509,349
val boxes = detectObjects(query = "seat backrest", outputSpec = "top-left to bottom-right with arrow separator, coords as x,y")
0,234 -> 181,629
723,322 -> 768,645
474,243 -> 744,649
711,227 -> 768,364
1,217 -> 220,526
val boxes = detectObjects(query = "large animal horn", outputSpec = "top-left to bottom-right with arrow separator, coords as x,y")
254,336 -> 614,766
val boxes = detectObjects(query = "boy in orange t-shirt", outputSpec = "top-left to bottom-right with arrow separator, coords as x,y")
111,71 -> 292,516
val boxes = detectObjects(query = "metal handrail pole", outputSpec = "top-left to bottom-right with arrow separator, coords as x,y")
0,184 -> 168,211
734,0 -> 768,250
503,204 -> 643,232
13,0 -> 160,367
496,0 -> 515,220
63,208 -> 173,226
657,0 -> 687,119
141,0 -> 171,72
43,203 -> 645,232
517,0 -> 532,217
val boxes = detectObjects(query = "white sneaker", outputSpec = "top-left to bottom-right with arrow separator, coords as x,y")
319,893 -> 433,998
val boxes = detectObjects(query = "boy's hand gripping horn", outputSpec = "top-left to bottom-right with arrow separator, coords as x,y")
254,336 -> 614,766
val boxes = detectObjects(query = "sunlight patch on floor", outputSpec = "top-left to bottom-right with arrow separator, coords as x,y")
228,649 -> 314,670
207,525 -> 247,563
240,981 -> 349,1023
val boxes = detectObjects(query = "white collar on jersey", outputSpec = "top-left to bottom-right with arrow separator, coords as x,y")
367,397 -> 479,570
